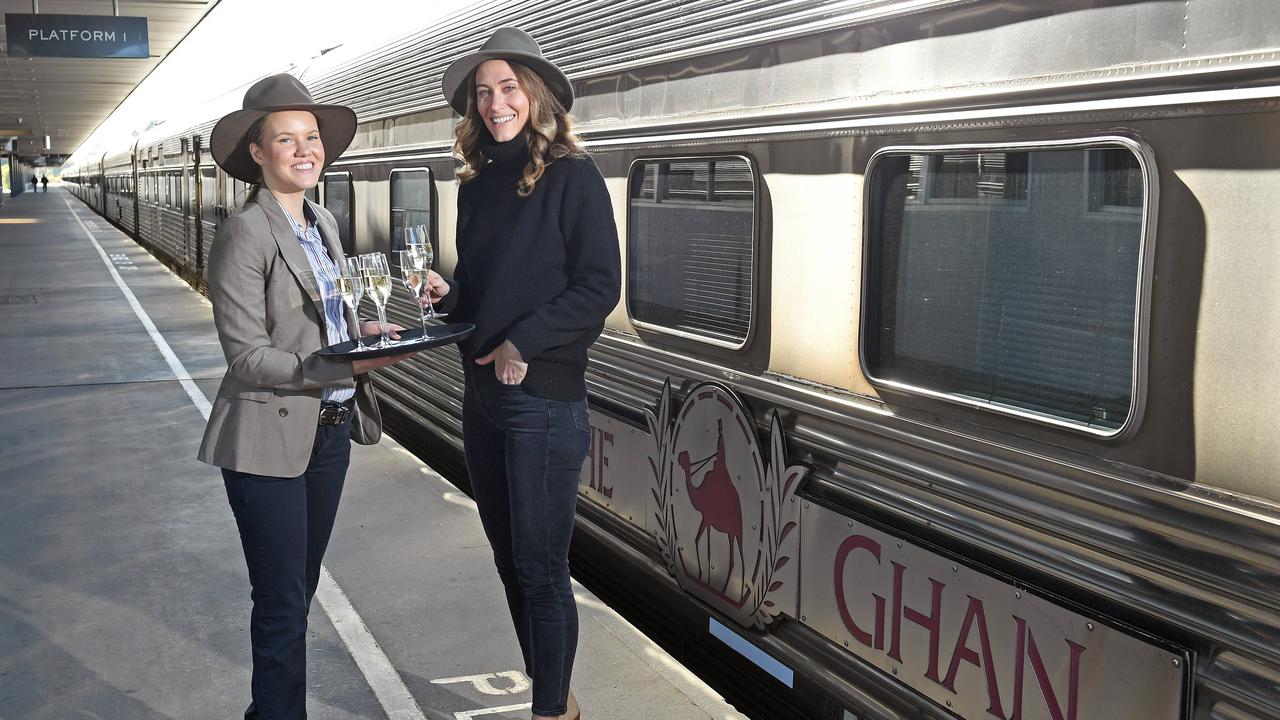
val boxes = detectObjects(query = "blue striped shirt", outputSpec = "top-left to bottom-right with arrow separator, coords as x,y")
284,198 -> 354,405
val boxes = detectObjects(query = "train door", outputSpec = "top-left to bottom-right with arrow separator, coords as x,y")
96,153 -> 107,213
180,137 -> 195,272
192,135 -> 204,277
131,143 -> 140,234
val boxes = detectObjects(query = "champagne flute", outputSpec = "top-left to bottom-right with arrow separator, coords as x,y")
411,226 -> 446,320
359,252 -> 393,348
396,249 -> 427,333
344,257 -> 367,348
403,225 -> 422,254
335,267 -> 365,349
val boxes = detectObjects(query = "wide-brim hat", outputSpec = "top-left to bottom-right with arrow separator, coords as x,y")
210,73 -> 357,184
441,27 -> 573,116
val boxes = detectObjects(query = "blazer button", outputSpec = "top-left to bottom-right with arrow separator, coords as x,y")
278,408 -> 288,417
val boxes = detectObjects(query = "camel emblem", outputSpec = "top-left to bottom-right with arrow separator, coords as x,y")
647,381 -> 808,629
677,419 -> 746,602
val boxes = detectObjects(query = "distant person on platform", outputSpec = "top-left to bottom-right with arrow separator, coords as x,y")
199,73 -> 413,720
29,176 -> 36,193
40,176 -> 48,192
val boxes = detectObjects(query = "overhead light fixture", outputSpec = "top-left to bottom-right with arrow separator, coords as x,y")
44,135 -> 51,150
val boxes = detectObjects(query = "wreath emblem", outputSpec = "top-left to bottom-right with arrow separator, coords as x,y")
646,380 -> 807,629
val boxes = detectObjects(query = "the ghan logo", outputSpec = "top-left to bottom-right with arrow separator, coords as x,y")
802,504 -> 1187,720
646,381 -> 807,628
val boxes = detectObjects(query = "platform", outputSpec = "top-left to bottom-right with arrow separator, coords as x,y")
0,187 -> 748,720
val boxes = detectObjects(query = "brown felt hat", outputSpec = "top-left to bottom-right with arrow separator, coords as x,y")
210,73 -> 356,184
441,27 -> 573,116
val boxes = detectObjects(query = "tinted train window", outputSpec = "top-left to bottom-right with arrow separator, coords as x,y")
389,169 -> 432,263
627,157 -> 755,348
322,172 -> 355,254
201,168 -> 217,222
864,143 -> 1149,434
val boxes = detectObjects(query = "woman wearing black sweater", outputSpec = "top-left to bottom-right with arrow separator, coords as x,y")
435,28 -> 620,720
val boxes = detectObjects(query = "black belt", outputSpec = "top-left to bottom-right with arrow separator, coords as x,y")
318,400 -> 354,426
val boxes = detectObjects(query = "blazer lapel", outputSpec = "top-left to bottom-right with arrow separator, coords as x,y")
256,191 -> 323,312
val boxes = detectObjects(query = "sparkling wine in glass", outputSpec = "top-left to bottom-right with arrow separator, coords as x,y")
335,271 -> 365,348
359,253 -> 393,348
397,249 -> 427,333
344,257 -> 367,347
410,227 -> 445,320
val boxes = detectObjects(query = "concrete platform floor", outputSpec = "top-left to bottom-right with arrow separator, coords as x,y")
0,188 -> 749,720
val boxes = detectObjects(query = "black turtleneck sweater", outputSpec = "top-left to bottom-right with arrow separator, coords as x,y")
443,137 -> 621,401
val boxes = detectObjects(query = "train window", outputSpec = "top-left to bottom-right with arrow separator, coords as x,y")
1088,149 -> 1143,213
322,172 -> 355,255
863,141 -> 1151,435
201,168 -> 217,223
906,152 -> 1029,203
389,168 -> 433,263
627,156 -> 756,349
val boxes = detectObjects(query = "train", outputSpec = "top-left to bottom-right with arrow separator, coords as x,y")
64,1 -> 1280,718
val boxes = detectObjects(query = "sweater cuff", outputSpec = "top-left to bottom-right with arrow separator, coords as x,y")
506,316 -> 553,361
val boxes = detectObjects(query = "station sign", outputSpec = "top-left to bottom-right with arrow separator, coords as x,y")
5,14 -> 149,59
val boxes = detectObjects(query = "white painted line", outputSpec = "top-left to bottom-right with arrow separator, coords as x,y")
63,194 -> 427,720
63,193 -> 211,420
453,702 -> 533,719
315,567 -> 428,720
431,671 -> 530,696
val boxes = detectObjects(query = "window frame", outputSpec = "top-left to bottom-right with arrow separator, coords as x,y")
859,136 -> 1158,439
387,167 -> 435,267
624,153 -> 760,351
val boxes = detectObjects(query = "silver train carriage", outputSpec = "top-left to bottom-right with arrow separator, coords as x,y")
63,1 -> 1280,718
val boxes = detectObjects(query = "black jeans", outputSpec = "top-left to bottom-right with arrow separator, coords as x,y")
463,364 -> 591,717
222,417 -> 351,720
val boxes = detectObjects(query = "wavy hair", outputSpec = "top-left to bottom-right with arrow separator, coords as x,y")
241,114 -> 270,204
453,60 -> 583,197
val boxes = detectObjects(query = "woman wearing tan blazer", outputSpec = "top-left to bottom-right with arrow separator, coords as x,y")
197,74 -> 411,720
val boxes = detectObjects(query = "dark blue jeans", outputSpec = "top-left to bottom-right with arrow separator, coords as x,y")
222,418 -> 351,720
463,364 -> 591,717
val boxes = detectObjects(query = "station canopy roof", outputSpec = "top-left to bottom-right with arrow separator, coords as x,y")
0,0 -> 214,165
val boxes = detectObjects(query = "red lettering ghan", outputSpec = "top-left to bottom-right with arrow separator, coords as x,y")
833,534 -> 1085,720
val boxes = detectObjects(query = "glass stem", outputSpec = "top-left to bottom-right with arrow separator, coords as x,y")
418,289 -> 428,332
375,302 -> 390,347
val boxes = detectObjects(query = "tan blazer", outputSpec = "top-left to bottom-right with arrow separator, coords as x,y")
198,191 -> 380,477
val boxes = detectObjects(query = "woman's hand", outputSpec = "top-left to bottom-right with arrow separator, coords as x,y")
475,339 -> 527,385
420,271 -> 449,305
351,352 -> 415,375
359,321 -> 403,341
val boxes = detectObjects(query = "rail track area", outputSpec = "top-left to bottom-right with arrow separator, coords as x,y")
0,188 -> 748,720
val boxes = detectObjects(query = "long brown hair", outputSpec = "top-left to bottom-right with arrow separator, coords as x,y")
453,60 -> 583,197
243,114 -> 268,204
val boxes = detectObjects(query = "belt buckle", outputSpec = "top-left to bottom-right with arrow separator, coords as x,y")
319,403 -> 347,426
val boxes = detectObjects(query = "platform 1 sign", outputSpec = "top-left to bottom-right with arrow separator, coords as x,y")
5,14 -> 148,59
